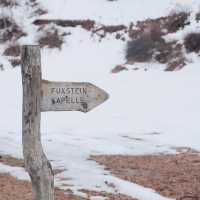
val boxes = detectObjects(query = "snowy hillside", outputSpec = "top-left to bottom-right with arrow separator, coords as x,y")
0,0 -> 200,200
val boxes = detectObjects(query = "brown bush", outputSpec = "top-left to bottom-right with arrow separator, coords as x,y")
129,12 -> 190,40
0,0 -> 18,7
0,17 -> 26,42
126,12 -> 189,70
111,65 -> 127,73
0,18 -> 13,29
33,19 -> 95,31
184,33 -> 200,53
3,45 -> 20,57
34,8 -> 47,16
9,59 -> 21,67
166,43 -> 185,71
94,25 -> 126,34
165,12 -> 190,33
38,29 -> 64,49
126,35 -> 155,63
196,12 -> 200,22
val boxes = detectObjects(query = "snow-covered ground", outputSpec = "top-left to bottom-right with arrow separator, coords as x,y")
0,0 -> 200,199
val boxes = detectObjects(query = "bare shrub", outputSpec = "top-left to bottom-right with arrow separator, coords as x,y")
0,17 -> 26,43
196,12 -> 200,22
0,0 -> 18,7
34,8 -> 47,16
126,12 -> 189,70
165,12 -> 190,33
111,65 -> 127,73
126,35 -> 155,63
9,58 -> 21,67
3,44 -> 20,57
129,12 -> 190,40
0,17 -> 13,29
38,29 -> 64,49
0,64 -> 4,71
184,33 -> 200,53
33,19 -> 95,31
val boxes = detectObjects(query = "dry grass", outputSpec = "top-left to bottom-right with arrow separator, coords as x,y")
91,153 -> 200,200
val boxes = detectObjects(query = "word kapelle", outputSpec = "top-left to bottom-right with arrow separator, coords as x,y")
51,96 -> 85,105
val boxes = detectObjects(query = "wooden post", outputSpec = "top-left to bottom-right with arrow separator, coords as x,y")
21,45 -> 54,200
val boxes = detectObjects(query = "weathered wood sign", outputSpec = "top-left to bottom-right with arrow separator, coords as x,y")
41,80 -> 109,113
21,45 -> 109,200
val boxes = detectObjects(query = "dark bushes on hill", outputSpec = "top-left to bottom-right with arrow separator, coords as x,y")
0,0 -> 17,7
126,35 -> 155,63
3,45 -> 20,57
184,33 -> 200,53
38,29 -> 65,49
0,17 -> 26,43
125,12 -> 190,71
165,12 -> 190,33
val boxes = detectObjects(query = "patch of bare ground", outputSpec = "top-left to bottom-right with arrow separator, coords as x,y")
0,155 -> 24,168
80,189 -> 137,200
0,154 -> 65,175
0,155 -> 137,199
0,172 -> 138,200
90,153 -> 200,200
0,173 -> 87,200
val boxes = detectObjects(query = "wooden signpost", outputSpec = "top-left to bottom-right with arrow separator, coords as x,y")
21,45 -> 109,200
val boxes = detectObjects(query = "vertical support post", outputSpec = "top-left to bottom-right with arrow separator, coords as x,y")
21,45 -> 54,200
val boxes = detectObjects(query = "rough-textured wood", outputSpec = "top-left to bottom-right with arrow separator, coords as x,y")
41,80 -> 109,113
21,45 -> 54,200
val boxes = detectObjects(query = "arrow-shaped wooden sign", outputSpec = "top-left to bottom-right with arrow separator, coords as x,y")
41,80 -> 109,113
